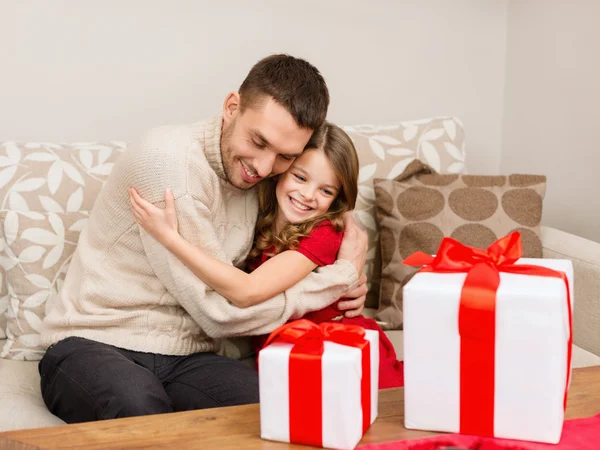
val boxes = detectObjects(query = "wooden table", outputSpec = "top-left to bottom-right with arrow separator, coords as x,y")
1,366 -> 599,450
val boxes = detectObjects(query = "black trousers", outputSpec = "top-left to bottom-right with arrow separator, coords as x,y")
38,336 -> 259,424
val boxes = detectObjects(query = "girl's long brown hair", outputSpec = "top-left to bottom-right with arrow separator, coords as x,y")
248,122 -> 359,260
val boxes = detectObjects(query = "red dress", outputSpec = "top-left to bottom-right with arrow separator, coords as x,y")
249,221 -> 404,388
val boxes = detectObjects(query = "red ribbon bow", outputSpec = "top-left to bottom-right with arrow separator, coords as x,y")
263,319 -> 372,447
403,231 -> 572,437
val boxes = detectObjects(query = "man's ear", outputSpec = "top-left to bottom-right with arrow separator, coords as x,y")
222,91 -> 241,126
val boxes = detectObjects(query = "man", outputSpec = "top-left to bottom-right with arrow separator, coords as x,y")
39,54 -> 368,423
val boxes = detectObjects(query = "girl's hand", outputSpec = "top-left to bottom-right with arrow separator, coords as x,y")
129,187 -> 179,246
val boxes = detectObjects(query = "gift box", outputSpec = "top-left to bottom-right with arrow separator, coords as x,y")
259,320 -> 379,449
402,232 -> 573,444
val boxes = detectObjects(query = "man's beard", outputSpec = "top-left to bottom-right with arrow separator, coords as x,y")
221,145 -> 235,186
220,119 -> 237,187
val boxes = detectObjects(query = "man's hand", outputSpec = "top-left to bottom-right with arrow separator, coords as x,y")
336,213 -> 369,318
337,213 -> 368,274
337,273 -> 368,318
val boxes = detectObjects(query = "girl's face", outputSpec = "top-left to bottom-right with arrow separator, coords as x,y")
275,149 -> 341,228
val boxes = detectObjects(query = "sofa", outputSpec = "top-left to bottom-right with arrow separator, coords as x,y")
1,116 -> 599,432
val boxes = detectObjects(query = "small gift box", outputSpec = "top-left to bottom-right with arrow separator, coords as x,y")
402,231 -> 573,444
259,320 -> 379,449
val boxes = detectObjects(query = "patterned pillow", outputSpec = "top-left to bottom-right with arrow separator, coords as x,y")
0,141 -> 125,359
373,160 -> 546,329
344,117 -> 466,308
0,256 -> 6,340
0,212 -> 88,359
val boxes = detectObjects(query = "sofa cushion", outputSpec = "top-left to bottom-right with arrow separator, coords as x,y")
343,117 -> 466,308
0,141 -> 126,358
542,226 -> 600,359
0,358 -> 65,431
373,160 -> 546,329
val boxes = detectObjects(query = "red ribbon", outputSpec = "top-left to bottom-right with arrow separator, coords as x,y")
263,319 -> 372,447
403,231 -> 572,437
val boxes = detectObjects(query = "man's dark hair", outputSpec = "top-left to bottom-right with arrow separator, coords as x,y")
239,54 -> 330,131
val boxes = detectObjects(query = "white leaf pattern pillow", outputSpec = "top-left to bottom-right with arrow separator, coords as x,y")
343,117 -> 466,308
0,141 -> 125,359
0,211 -> 88,360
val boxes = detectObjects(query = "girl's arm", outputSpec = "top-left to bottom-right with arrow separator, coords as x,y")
129,188 -> 317,307
168,235 -> 317,307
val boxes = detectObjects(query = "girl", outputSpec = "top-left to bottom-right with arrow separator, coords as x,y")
129,122 -> 403,388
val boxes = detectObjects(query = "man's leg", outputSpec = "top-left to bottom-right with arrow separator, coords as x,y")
161,352 -> 259,411
39,337 -> 173,423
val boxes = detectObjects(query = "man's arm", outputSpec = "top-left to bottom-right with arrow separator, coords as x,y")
139,193 -> 360,338
335,214 -> 369,318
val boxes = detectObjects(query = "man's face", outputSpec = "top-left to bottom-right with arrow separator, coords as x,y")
221,95 -> 313,190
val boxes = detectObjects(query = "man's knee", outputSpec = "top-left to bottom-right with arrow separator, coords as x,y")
39,337 -> 173,422
42,361 -> 173,422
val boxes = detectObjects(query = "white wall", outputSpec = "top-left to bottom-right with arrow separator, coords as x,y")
501,0 -> 600,242
0,0 -> 509,175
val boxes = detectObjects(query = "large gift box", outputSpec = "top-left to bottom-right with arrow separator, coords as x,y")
402,232 -> 573,444
259,320 -> 379,449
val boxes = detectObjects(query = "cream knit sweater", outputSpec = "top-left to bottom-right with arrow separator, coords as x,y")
40,113 -> 359,355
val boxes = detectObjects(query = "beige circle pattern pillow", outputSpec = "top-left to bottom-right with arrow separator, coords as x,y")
373,160 -> 546,329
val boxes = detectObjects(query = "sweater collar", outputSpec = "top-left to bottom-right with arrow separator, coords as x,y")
197,111 -> 227,181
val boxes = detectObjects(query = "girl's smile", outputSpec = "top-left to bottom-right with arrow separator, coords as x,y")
274,149 -> 341,231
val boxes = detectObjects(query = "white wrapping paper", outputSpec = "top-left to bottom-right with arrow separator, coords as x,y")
259,329 -> 379,449
403,258 -> 574,444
